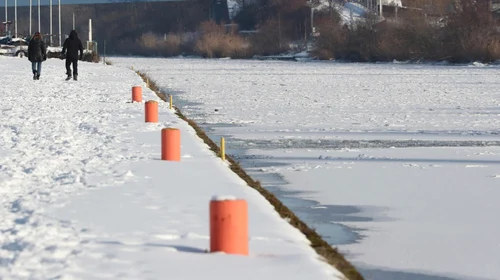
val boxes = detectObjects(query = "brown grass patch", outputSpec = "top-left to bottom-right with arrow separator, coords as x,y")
195,21 -> 250,58
137,32 -> 187,57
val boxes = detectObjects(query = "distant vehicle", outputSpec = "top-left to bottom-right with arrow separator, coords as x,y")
0,36 -> 11,45
0,37 -> 29,58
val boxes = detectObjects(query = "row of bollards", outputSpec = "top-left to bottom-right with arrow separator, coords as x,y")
130,84 -> 248,256
133,85 -> 180,161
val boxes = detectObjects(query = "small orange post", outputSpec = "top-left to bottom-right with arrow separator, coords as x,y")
132,86 -> 142,102
210,198 -> 248,255
145,100 -> 159,123
161,128 -> 180,161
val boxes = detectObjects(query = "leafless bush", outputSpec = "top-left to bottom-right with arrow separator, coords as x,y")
313,0 -> 500,63
249,18 -> 291,56
195,21 -> 250,58
343,16 -> 380,61
374,16 -> 443,61
135,32 -> 188,56
138,32 -> 158,50
441,0 -> 500,62
311,23 -> 348,60
163,33 -> 182,56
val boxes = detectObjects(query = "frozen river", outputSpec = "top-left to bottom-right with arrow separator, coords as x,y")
112,57 -> 500,280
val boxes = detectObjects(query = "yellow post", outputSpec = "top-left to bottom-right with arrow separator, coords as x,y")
169,95 -> 173,110
131,66 -> 134,70
220,137 -> 225,161
146,78 -> 149,87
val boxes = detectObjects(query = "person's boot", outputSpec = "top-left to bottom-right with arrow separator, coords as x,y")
36,74 -> 40,80
73,74 -> 78,81
65,74 -> 72,81
33,70 -> 37,80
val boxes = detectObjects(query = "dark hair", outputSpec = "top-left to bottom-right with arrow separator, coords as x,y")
33,32 -> 42,40
69,30 -> 78,39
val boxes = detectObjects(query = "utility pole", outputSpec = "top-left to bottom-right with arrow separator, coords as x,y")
50,0 -> 52,45
29,0 -> 31,35
4,0 -> 7,35
37,0 -> 40,33
88,18 -> 92,42
14,0 -> 16,37
58,0 -> 61,46
73,13 -> 75,30
307,0 -> 315,37
379,0 -> 383,18
311,3 -> 314,35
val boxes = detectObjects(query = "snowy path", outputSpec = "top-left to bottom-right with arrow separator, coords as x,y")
0,58 -> 147,277
0,57 -> 344,279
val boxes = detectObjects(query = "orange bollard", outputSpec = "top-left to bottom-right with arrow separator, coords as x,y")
161,128 -> 180,161
132,86 -> 142,102
210,198 -> 248,255
145,100 -> 159,123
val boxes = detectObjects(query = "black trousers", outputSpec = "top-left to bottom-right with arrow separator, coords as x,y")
65,58 -> 78,76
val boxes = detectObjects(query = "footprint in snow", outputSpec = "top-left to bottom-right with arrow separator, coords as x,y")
465,165 -> 488,168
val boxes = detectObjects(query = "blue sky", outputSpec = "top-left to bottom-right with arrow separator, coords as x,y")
0,0 -> 181,7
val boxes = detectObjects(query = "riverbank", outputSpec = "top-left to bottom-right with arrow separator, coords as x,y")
109,56 -> 500,280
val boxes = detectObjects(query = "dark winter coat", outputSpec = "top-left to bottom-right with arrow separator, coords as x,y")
28,38 -> 47,63
62,30 -> 84,60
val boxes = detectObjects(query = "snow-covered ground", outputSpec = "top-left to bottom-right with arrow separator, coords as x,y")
0,56 -> 344,279
341,2 -> 368,24
382,0 -> 402,6
48,46 -> 63,52
110,57 -> 500,280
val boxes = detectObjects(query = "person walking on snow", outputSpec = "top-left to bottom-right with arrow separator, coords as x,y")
27,32 -> 47,80
61,30 -> 83,81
